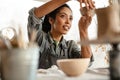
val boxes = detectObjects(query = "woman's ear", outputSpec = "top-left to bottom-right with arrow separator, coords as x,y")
49,17 -> 54,24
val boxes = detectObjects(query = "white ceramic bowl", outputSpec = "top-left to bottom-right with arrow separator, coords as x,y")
57,58 -> 90,76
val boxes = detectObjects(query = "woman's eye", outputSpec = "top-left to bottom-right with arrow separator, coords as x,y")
60,14 -> 66,18
60,14 -> 73,21
70,17 -> 73,21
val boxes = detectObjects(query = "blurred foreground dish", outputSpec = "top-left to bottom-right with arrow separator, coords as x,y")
57,58 -> 90,76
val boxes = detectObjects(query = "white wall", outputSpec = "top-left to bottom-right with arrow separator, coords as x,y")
0,0 -> 111,68
0,0 -> 43,42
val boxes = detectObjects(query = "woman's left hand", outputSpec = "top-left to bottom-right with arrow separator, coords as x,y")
78,15 -> 92,32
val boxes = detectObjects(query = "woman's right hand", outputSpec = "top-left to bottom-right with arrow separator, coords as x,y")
77,0 -> 95,9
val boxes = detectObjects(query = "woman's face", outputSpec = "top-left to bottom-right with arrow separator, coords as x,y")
50,7 -> 73,35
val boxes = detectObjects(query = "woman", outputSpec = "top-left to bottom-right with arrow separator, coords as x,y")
27,0 -> 94,69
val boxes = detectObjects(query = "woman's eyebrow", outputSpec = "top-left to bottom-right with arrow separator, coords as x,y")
58,12 -> 67,15
58,12 -> 73,17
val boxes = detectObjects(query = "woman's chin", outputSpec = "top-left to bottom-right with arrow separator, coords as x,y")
62,31 -> 68,34
60,31 -> 68,35
62,32 -> 67,35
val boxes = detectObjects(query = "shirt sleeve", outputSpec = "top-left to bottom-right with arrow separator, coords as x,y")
27,7 -> 44,39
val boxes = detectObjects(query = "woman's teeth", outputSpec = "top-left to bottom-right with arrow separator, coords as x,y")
64,26 -> 69,31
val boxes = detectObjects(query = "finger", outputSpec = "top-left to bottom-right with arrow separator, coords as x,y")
80,0 -> 83,9
92,1 -> 95,6
84,0 -> 89,10
87,0 -> 93,9
87,0 -> 95,9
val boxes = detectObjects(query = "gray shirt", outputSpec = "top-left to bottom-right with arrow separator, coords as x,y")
27,8 -> 94,69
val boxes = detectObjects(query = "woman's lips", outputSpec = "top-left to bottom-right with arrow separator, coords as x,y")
63,25 -> 70,31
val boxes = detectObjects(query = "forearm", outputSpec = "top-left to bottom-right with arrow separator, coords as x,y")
78,15 -> 92,58
79,29 -> 92,58
35,0 -> 69,18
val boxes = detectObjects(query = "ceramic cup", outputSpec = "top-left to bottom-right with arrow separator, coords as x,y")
95,4 -> 120,42
0,44 -> 39,80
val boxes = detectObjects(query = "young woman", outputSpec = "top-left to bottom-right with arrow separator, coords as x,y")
27,0 -> 94,69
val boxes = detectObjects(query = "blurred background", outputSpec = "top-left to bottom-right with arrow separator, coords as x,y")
0,0 -> 111,68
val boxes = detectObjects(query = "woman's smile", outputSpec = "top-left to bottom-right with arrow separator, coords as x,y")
63,25 -> 70,31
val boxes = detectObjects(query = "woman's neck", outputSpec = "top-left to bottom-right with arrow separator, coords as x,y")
50,31 -> 62,42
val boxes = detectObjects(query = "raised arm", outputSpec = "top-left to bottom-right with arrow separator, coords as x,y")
78,15 -> 92,58
27,0 -> 69,40
34,0 -> 69,18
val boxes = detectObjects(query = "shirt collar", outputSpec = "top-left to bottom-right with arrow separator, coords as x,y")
47,32 -> 68,49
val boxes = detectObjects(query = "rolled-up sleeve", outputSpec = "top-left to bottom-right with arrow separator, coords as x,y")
27,7 -> 44,39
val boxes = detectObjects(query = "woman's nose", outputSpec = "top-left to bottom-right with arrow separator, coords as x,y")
65,18 -> 71,24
